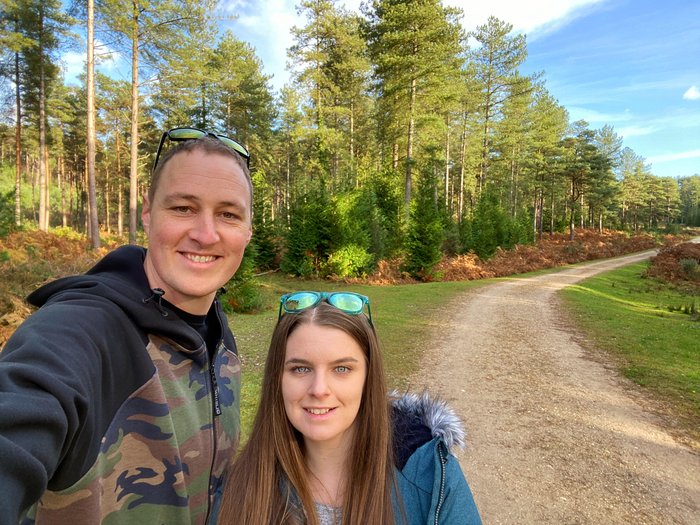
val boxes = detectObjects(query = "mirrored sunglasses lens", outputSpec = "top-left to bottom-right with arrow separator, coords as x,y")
218,136 -> 249,158
328,294 -> 364,314
284,292 -> 319,312
169,128 -> 206,140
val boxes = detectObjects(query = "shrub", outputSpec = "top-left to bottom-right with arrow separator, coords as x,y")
325,244 -> 374,278
664,223 -> 681,235
280,190 -> 334,277
220,280 -> 264,314
402,174 -> 443,280
0,190 -> 16,237
221,244 -> 264,314
680,258 -> 699,278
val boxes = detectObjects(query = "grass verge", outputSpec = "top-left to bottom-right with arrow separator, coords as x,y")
559,261 -> 699,443
231,273 -> 486,437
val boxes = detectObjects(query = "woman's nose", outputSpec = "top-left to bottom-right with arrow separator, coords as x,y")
309,371 -> 331,397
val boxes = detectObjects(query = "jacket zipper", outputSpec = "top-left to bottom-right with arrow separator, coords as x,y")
204,305 -> 226,524
434,441 -> 448,525
209,363 -> 222,416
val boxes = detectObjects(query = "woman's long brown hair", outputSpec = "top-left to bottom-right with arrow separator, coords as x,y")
218,303 -> 396,524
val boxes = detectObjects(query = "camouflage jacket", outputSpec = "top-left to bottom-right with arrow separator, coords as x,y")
0,245 -> 241,524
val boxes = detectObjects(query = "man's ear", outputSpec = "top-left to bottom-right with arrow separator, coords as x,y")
141,194 -> 151,232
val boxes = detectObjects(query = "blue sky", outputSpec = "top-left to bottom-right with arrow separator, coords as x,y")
67,0 -> 700,178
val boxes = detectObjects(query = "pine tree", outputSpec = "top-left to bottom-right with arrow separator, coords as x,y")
470,16 -> 531,193
559,120 -> 609,239
364,0 -> 464,219
402,171 -> 443,280
95,0 -> 218,243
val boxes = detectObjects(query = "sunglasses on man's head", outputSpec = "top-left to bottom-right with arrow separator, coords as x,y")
152,126 -> 250,173
278,291 -> 372,324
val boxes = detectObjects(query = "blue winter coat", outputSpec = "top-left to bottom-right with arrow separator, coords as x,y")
391,392 -> 482,524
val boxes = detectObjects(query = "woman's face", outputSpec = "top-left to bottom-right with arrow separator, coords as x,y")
281,323 -> 367,452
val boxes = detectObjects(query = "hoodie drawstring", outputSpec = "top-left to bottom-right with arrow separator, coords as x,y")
143,288 -> 169,317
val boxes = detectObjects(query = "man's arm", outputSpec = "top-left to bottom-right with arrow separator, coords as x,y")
0,314 -> 90,523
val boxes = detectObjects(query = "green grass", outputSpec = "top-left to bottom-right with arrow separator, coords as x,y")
560,262 -> 700,440
230,273 -> 487,436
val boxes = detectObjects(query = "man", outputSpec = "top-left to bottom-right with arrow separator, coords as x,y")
0,128 -> 252,524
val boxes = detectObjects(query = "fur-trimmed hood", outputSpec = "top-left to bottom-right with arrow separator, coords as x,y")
390,391 -> 466,470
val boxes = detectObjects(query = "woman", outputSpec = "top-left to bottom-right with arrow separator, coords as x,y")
218,291 -> 481,524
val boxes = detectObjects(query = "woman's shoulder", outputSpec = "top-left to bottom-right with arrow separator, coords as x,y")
391,391 -> 466,471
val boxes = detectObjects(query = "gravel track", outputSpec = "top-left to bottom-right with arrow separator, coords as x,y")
410,249 -> 700,524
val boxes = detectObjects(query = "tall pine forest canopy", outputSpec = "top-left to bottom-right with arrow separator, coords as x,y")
1,0 -> 699,280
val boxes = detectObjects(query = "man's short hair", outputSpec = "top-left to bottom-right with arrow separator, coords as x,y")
148,137 -> 253,211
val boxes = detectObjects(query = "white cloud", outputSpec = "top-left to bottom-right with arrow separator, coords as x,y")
221,0 -> 612,91
61,39 -> 121,86
94,39 -> 120,70
221,0 -> 307,89
61,52 -> 85,86
567,106 -> 633,124
647,149 -> 700,163
342,0 -> 612,37
445,0 -> 610,36
616,125 -> 656,138
682,85 -> 700,100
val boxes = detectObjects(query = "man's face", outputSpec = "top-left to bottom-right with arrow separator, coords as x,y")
141,149 -> 252,314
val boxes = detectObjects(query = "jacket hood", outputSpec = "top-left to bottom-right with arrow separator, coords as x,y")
391,391 -> 466,470
26,245 -> 205,351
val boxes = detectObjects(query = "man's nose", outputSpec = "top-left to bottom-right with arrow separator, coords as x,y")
190,213 -> 220,245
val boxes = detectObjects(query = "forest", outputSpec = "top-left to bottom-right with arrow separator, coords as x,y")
1,0 -> 699,281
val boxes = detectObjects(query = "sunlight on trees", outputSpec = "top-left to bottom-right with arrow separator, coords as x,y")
0,0 -> 696,281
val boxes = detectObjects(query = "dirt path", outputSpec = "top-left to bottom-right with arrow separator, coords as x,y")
410,249 -> 700,524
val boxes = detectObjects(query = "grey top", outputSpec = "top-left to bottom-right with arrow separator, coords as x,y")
314,502 -> 343,525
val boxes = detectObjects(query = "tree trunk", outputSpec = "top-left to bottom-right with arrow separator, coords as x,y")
405,76 -> 416,221
14,48 -> 22,227
550,184 -> 555,235
510,146 -> 517,217
38,51 -> 47,230
458,111 -> 468,223
87,0 -> 100,248
59,155 -> 66,227
444,114 -> 450,210
105,168 -> 111,233
349,99 -> 355,162
128,2 -> 140,244
569,180 -> 577,241
116,127 -> 123,236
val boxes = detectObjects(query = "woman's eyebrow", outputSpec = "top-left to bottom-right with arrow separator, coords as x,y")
284,357 -> 360,366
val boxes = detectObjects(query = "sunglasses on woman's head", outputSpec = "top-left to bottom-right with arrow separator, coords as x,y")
278,291 -> 372,324
152,126 -> 250,173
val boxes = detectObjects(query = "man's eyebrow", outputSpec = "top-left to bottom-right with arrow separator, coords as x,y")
163,192 -> 196,202
162,193 -> 247,208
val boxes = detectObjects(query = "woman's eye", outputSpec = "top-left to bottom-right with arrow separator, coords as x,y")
291,366 -> 310,374
335,366 -> 350,374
